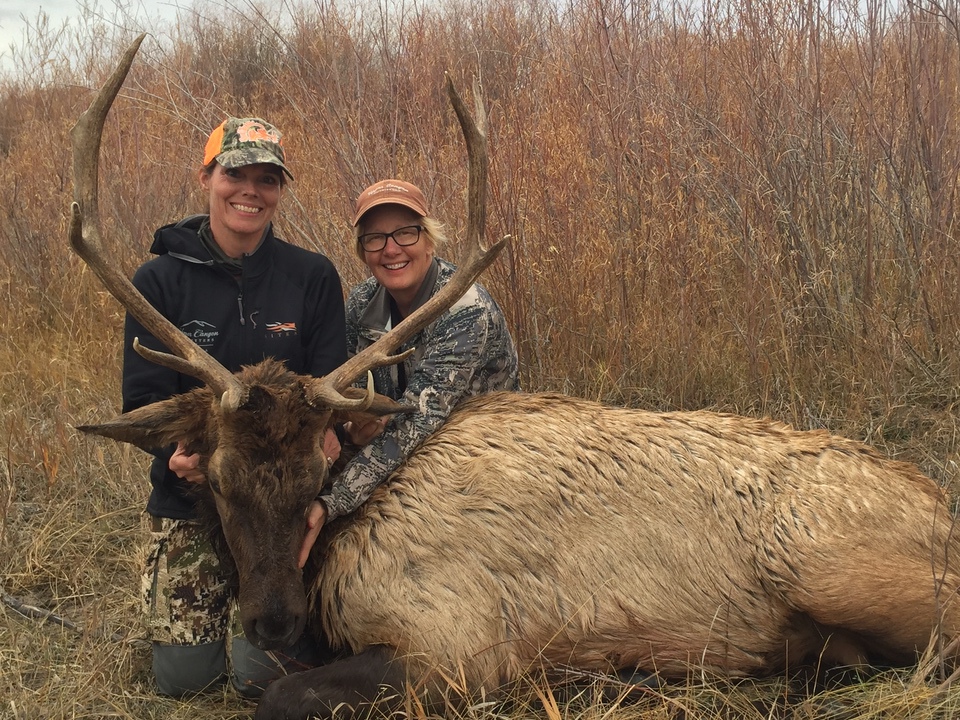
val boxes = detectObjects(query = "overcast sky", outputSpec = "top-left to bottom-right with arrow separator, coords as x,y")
0,2 -> 56,56
0,0 -> 185,75
1,1 -> 108,47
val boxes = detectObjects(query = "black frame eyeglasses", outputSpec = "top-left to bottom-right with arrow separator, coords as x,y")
358,225 -> 423,253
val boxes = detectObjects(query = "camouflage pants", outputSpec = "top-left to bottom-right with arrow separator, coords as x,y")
142,516 -> 232,646
143,516 -> 328,697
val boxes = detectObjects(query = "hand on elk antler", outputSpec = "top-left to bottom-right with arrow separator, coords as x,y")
305,75 -> 508,410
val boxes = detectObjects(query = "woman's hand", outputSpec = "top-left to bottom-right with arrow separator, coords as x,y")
299,500 -> 327,568
323,427 -> 341,466
343,415 -> 390,446
169,442 -> 205,484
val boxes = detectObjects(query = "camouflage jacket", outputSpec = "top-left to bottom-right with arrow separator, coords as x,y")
320,257 -> 519,520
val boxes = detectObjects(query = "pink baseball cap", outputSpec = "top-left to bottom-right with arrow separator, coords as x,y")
352,179 -> 428,225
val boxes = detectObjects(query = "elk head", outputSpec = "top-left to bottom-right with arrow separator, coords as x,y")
70,34 -> 506,650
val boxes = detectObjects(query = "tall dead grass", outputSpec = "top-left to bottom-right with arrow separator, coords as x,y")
3,0 -> 960,717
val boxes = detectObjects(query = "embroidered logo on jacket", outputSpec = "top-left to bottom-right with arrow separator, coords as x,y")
180,320 -> 219,348
266,321 -> 298,336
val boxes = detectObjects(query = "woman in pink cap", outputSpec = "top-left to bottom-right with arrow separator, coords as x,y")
299,179 -> 520,556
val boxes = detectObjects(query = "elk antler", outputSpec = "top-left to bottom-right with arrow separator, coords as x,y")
306,74 -> 509,410
69,34 -> 247,410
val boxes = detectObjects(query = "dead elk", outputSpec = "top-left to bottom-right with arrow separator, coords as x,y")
70,36 -> 960,720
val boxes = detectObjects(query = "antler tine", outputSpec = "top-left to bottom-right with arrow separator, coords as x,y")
69,34 -> 244,407
306,74 -> 508,411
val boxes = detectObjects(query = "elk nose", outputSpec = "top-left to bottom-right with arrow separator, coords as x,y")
250,610 -> 304,651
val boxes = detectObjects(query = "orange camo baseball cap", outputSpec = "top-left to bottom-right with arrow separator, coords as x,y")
203,117 -> 293,180
352,179 -> 428,226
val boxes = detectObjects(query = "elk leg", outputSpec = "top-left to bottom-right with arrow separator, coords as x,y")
786,555 -> 960,667
254,645 -> 406,720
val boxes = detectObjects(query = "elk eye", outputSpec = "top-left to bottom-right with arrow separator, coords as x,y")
207,473 -> 223,495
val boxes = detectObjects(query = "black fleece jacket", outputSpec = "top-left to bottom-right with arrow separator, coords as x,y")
122,215 -> 347,519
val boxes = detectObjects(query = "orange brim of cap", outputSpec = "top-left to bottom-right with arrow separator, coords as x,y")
203,122 -> 227,166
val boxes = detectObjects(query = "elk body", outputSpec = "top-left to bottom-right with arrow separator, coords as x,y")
271,390 -> 960,716
71,37 -> 960,720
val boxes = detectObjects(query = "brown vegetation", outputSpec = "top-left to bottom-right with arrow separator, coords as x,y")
3,0 -> 960,717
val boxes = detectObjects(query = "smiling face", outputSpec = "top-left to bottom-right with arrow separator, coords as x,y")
358,204 -> 435,316
199,162 -> 284,257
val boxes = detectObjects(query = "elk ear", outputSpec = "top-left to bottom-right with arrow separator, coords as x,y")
76,395 -> 207,453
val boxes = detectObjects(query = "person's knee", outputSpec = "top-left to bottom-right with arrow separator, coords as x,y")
231,634 -> 326,698
152,641 -> 226,697
230,636 -> 283,698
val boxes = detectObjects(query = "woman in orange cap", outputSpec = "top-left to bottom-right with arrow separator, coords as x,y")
124,117 -> 345,699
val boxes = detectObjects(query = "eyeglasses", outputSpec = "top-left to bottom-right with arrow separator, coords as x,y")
358,225 -> 422,253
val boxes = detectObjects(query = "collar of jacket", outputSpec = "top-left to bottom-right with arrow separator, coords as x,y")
150,214 -> 278,279
357,257 -> 441,334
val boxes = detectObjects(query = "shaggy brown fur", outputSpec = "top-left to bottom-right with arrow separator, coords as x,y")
307,392 -> 958,685
81,382 -> 960,719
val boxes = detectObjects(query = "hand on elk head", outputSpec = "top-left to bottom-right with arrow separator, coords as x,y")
343,415 -> 389,446
323,427 -> 341,466
169,442 -> 204,484
299,500 -> 327,569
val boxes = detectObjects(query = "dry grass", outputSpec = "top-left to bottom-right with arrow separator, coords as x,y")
4,0 -> 960,717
